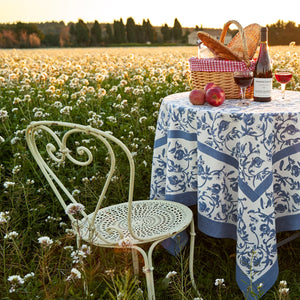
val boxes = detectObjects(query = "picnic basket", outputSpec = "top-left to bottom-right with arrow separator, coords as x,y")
189,20 -> 260,99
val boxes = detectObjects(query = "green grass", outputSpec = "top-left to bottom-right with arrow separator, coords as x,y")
0,46 -> 299,299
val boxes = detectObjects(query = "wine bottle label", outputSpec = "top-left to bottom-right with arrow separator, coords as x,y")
253,78 -> 272,97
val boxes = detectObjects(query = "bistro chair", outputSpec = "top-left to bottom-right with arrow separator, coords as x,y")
25,121 -> 198,299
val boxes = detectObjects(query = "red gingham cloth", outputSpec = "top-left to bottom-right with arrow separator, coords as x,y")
189,57 -> 256,72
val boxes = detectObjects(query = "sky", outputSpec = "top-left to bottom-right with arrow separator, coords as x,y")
0,0 -> 299,28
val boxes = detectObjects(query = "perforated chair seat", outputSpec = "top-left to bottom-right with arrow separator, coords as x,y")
25,121 -> 199,299
79,200 -> 193,246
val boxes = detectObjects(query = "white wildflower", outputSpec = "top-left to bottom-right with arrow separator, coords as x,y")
71,189 -> 81,197
24,272 -> 35,280
258,283 -> 264,290
0,136 -> 4,143
60,106 -> 73,115
26,179 -> 35,185
64,245 -> 74,251
11,137 -> 21,144
65,228 -> 75,235
139,116 -> 147,123
38,236 -> 53,247
148,126 -> 156,132
166,271 -> 177,279
0,211 -> 10,224
65,203 -> 85,215
71,249 -> 87,264
279,280 -> 287,288
215,278 -> 225,286
98,88 -> 106,97
12,165 -> 21,174
81,244 -> 91,255
3,181 -> 15,189
8,275 -> 24,292
106,116 -> 117,123
0,109 -> 8,120
66,268 -> 82,281
279,288 -> 289,295
4,231 -> 19,240
121,99 -> 128,106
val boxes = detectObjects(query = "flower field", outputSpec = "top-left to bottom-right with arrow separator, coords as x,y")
0,46 -> 300,299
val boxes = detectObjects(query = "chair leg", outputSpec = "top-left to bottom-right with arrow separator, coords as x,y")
189,219 -> 200,297
131,248 -> 140,276
133,245 -> 156,300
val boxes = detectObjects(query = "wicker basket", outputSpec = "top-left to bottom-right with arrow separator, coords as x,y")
190,20 -> 259,99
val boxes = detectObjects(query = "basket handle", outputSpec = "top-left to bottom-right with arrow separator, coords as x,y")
220,20 -> 250,64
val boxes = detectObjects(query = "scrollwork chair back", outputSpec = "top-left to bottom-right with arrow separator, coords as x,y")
25,121 -> 198,300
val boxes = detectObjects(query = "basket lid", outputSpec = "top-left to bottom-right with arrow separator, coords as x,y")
197,20 -> 261,63
197,31 -> 242,61
227,23 -> 261,60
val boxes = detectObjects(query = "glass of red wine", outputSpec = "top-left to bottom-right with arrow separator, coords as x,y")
275,69 -> 293,100
233,71 -> 253,106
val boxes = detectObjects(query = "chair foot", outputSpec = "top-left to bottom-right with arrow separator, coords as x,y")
189,219 -> 201,297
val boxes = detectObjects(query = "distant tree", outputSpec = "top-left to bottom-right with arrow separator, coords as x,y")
60,26 -> 71,47
104,23 -> 113,44
28,33 -> 41,47
119,18 -> 126,43
136,25 -> 146,43
0,30 -> 18,48
268,20 -> 300,45
69,23 -> 76,45
172,18 -> 182,42
91,20 -> 102,46
43,33 -> 60,47
143,19 -> 154,43
126,17 -> 137,43
113,19 -> 126,43
74,19 -> 89,46
161,23 -> 171,42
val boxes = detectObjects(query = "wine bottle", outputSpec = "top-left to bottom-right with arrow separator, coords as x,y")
253,27 -> 272,102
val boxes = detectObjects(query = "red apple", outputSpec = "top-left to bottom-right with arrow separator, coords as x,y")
205,86 -> 225,107
189,89 -> 205,105
204,82 -> 217,93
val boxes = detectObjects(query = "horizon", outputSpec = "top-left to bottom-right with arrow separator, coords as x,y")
1,0 -> 300,29
1,17 -> 299,30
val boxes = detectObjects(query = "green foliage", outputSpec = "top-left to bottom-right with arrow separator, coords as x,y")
172,18 -> 183,42
91,20 -> 102,46
268,21 -> 300,45
0,46 -> 299,299
74,19 -> 90,46
126,17 -> 137,43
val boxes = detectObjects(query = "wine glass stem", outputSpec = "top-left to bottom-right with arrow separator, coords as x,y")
241,87 -> 246,101
281,83 -> 286,99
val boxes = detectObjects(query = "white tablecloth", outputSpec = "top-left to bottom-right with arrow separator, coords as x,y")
150,90 -> 300,298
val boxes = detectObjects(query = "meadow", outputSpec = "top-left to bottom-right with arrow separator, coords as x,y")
0,45 -> 299,299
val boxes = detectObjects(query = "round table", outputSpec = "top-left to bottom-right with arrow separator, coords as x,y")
150,90 -> 300,299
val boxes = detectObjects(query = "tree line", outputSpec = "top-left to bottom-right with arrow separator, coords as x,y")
0,18 -> 299,48
0,18 -> 187,48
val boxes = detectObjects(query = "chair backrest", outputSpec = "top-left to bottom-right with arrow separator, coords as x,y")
25,121 -> 136,237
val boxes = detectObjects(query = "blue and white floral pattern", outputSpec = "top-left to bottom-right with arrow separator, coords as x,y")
150,90 -> 300,299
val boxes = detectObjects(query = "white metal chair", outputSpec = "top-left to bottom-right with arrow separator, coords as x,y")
25,121 -> 198,299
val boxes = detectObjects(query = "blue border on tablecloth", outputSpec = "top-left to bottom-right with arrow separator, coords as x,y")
165,191 -> 197,206
236,260 -> 279,300
197,214 -> 237,240
154,130 -> 197,149
276,214 -> 300,232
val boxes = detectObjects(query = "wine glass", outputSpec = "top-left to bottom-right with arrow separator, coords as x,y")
275,69 -> 293,100
233,71 -> 253,106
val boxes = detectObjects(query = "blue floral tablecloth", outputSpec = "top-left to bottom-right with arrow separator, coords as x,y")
150,90 -> 300,299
